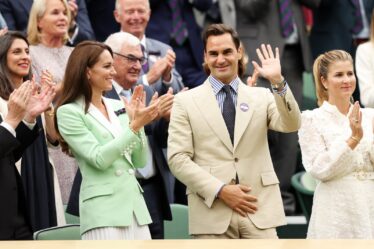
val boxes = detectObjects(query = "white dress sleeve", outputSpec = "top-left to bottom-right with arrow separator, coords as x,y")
298,110 -> 359,181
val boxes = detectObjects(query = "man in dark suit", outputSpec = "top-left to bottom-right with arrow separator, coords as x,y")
84,0 -> 120,41
145,0 -> 212,88
0,0 -> 94,45
235,0 -> 318,215
114,0 -> 184,95
310,0 -> 374,56
309,0 -> 374,103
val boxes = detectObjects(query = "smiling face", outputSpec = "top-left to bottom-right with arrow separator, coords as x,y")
114,0 -> 150,39
87,50 -> 117,94
204,33 -> 242,84
322,60 -> 356,104
113,43 -> 143,89
7,38 -> 31,84
37,0 -> 69,39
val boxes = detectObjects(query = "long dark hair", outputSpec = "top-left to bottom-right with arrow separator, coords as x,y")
0,31 -> 31,100
55,40 -> 113,154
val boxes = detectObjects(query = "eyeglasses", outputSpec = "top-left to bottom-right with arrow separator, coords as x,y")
114,52 -> 147,66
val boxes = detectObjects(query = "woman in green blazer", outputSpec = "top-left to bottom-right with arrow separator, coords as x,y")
55,41 -> 159,240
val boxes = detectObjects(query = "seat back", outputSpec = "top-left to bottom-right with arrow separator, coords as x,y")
302,72 -> 317,111
291,171 -> 315,222
33,224 -> 81,240
164,204 -> 190,239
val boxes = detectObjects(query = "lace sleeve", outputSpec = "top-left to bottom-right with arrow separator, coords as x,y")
298,111 -> 358,181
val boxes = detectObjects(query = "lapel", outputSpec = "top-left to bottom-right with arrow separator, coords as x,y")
192,80 -> 233,152
85,97 -> 122,139
234,82 -> 254,150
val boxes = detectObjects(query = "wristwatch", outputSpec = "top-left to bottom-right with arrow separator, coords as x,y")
272,78 -> 286,90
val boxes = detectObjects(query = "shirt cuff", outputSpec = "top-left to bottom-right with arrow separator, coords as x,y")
1,122 -> 16,137
215,182 -> 226,199
142,75 -> 150,86
68,24 -> 79,44
22,119 -> 36,130
162,73 -> 173,85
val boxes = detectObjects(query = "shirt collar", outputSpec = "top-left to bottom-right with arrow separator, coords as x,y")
209,75 -> 239,95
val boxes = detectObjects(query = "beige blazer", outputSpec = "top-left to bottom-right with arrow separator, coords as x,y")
168,80 -> 301,235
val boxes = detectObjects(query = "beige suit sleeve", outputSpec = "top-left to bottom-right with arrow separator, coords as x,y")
267,86 -> 301,132
167,94 -> 223,208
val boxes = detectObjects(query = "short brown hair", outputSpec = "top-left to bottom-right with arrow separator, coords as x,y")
202,24 -> 246,77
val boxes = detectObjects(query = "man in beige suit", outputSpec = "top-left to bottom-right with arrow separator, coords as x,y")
167,24 -> 301,239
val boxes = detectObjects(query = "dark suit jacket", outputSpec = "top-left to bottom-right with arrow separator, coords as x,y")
235,0 -> 318,75
146,0 -> 212,72
67,86 -> 173,221
0,0 -> 94,45
84,0 -> 120,42
309,0 -> 356,58
0,119 -> 39,239
139,38 -> 185,95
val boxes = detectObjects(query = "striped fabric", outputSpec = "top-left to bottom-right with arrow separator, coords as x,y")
168,0 -> 188,45
81,214 -> 151,240
351,0 -> 364,34
278,0 -> 294,38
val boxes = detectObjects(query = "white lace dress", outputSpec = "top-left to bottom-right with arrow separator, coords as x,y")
298,101 -> 374,239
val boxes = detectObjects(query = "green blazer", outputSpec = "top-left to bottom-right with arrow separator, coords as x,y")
57,97 -> 151,235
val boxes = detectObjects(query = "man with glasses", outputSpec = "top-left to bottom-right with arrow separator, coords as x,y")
105,31 -> 175,239
114,0 -> 184,95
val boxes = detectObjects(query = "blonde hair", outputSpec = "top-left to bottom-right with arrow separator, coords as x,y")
27,0 -> 71,45
313,50 -> 353,106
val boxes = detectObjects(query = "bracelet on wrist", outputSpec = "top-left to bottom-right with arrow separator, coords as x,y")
351,136 -> 360,143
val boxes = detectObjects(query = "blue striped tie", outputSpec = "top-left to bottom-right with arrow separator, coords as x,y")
168,0 -> 188,45
351,0 -> 364,34
278,0 -> 294,38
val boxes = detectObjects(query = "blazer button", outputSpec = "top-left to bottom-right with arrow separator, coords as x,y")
115,169 -> 123,176
234,158 -> 239,162
128,169 -> 135,175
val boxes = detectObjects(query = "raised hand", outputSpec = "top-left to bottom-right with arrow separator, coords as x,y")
246,68 -> 259,87
252,44 -> 283,85
0,28 -> 8,37
5,81 -> 32,129
348,101 -> 363,143
162,49 -> 176,82
67,0 -> 78,27
24,78 -> 56,122
146,58 -> 168,85
158,87 -> 174,121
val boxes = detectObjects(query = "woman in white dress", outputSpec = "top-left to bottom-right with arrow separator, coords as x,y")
298,50 -> 374,239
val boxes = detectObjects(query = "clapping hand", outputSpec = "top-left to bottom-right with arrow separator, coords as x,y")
122,85 -> 159,132
157,87 -> 174,121
246,68 -> 259,87
252,44 -> 283,85
4,81 -> 32,129
349,101 -> 363,143
24,77 -> 56,123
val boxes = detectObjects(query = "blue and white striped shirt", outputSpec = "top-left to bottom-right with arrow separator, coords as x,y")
209,75 -> 239,112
